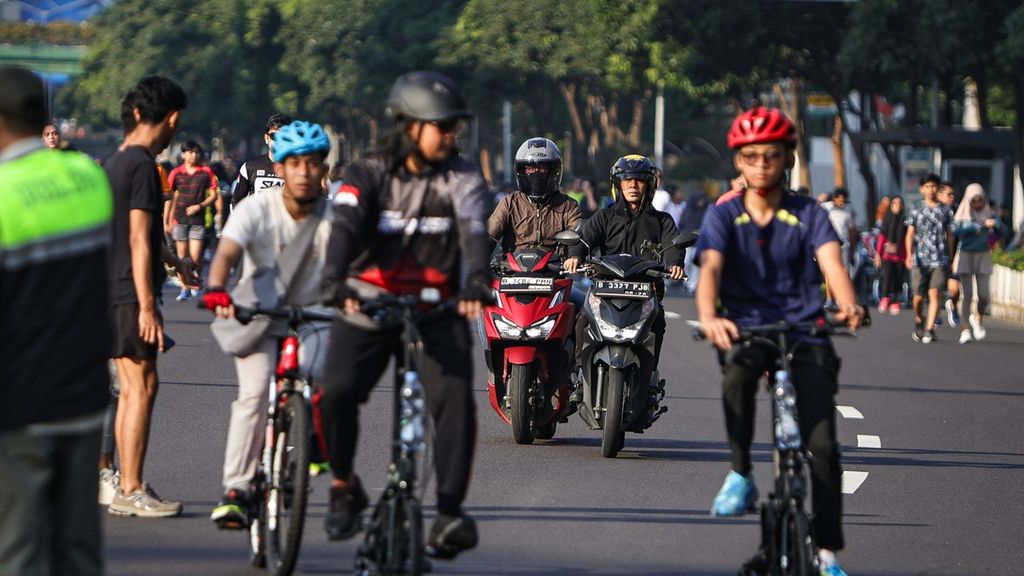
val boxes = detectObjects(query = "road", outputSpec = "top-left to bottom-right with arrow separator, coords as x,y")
103,286 -> 1024,575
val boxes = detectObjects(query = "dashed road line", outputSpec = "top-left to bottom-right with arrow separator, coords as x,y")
841,471 -> 869,494
857,434 -> 881,449
836,405 -> 864,419
665,310 -> 681,319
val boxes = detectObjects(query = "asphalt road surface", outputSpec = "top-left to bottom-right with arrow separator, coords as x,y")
103,286 -> 1024,575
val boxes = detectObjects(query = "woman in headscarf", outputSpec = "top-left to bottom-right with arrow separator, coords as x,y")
952,183 -> 1003,343
874,195 -> 907,314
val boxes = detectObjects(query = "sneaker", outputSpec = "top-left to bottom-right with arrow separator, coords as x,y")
324,476 -> 368,540
711,470 -> 758,516
945,299 -> 960,327
175,288 -> 190,302
309,461 -> 331,477
921,330 -> 936,344
98,468 -> 119,506
210,488 -> 249,530
427,513 -> 478,559
877,297 -> 890,313
912,320 -> 924,342
970,314 -> 986,340
820,559 -> 848,576
888,302 -> 901,315
190,288 -> 201,298
959,329 -> 973,344
108,482 -> 182,518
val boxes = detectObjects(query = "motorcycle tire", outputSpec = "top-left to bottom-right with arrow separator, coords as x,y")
601,368 -> 626,458
535,422 -> 557,440
507,364 -> 535,445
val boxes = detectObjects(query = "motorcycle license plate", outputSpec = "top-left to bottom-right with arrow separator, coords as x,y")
499,275 -> 555,294
593,280 -> 651,299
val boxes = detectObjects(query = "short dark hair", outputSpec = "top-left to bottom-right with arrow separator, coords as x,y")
922,173 -> 941,186
831,187 -> 848,199
120,76 -> 187,132
266,113 -> 292,133
181,139 -> 203,155
938,181 -> 954,190
0,66 -> 47,134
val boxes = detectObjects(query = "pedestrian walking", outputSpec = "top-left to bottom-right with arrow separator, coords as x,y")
938,182 -> 961,327
874,195 -> 907,314
905,174 -> 954,344
952,183 -> 1002,343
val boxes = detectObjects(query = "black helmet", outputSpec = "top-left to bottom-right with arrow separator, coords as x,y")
384,71 -> 473,123
515,137 -> 563,203
610,154 -> 657,202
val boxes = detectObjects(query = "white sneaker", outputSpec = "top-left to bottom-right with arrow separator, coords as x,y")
98,467 -> 119,506
959,329 -> 973,344
109,482 -> 182,518
970,315 -> 986,340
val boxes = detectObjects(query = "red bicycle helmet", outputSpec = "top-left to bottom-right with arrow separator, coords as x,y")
727,107 -> 797,149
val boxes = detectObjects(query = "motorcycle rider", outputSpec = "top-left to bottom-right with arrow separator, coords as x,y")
318,71 -> 489,559
695,107 -> 863,576
487,137 -> 582,253
563,154 -> 684,401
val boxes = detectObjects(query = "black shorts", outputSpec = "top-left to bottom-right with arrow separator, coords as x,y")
110,302 -> 158,359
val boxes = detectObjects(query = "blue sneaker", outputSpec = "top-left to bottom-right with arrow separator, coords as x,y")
945,299 -> 960,327
820,559 -> 848,576
711,471 -> 758,516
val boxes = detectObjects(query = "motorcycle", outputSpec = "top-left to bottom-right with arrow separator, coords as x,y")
481,248 -> 576,444
556,230 -> 698,458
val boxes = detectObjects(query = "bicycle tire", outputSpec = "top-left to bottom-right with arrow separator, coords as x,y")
364,490 -> 424,576
249,481 -> 267,568
507,364 -> 535,445
263,393 -> 310,576
789,510 -> 817,576
601,368 -> 626,458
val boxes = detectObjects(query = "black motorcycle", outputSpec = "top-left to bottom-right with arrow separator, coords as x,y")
556,230 -> 697,457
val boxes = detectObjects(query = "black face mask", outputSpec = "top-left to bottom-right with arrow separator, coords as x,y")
525,172 -> 554,203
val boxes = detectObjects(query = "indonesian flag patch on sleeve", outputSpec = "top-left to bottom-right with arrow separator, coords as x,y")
334,184 -> 361,207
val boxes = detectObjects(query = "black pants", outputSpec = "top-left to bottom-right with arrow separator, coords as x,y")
719,342 -> 844,551
573,305 -> 666,369
319,316 -> 476,517
879,260 -> 904,300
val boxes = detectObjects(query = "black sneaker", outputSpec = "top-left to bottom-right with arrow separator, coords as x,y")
912,320 -> 924,342
211,488 -> 249,530
324,476 -> 368,541
426,513 -> 478,560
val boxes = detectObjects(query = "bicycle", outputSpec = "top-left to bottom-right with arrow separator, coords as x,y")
202,302 -> 334,576
353,292 -> 457,576
692,312 -> 868,576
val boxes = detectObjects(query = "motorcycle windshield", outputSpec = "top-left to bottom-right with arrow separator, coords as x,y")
593,254 -> 660,279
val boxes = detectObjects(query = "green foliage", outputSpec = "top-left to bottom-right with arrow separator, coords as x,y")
0,21 -> 95,45
993,246 -> 1024,272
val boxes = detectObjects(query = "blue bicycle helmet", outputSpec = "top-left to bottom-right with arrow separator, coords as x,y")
271,120 -> 330,162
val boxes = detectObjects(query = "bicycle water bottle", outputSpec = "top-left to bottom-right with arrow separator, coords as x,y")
399,371 -> 426,452
773,370 -> 801,450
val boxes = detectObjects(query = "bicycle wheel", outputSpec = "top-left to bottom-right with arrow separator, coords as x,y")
249,478 -> 267,568
783,510 -> 817,576
600,368 -> 626,458
366,490 -> 424,576
262,393 -> 310,576
507,364 -> 536,445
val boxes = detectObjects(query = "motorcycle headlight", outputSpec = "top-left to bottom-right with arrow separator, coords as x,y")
547,289 -> 564,309
587,293 -> 656,342
524,315 -> 557,339
492,314 -> 522,338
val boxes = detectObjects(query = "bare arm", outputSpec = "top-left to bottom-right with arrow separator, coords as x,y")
128,208 -> 164,350
904,224 -> 916,269
164,191 -> 177,232
205,237 -> 244,319
695,249 -> 739,350
816,240 -> 863,330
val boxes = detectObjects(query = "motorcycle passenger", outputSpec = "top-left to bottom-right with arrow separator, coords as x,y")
318,71 -> 490,559
202,120 -> 334,529
695,107 -> 863,576
563,154 -> 684,399
487,137 -> 582,254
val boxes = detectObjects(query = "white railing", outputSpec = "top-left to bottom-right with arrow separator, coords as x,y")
991,264 -> 1024,323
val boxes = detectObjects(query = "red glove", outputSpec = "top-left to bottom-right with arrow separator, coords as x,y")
201,289 -> 232,311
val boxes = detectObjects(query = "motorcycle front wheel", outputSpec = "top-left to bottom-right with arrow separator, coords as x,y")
507,364 -> 536,445
601,368 -> 626,458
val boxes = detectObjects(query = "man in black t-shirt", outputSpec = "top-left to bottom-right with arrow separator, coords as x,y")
104,76 -> 194,518
231,113 -> 291,209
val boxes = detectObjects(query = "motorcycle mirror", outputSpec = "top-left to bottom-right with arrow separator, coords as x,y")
554,230 -> 582,247
670,232 -> 699,250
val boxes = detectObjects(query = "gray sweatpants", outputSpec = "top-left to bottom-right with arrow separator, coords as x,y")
959,273 -> 991,318
221,322 -> 330,492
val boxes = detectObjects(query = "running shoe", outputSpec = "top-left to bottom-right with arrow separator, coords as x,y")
109,482 -> 182,518
877,297 -> 890,313
711,470 -> 758,516
959,329 -> 973,344
98,467 -> 119,506
427,513 -> 479,559
921,330 -> 937,344
945,299 -> 960,327
175,288 -> 190,302
970,314 -> 987,340
211,488 -> 249,530
820,559 -> 849,576
912,320 -> 924,342
888,302 -> 901,315
324,476 -> 368,540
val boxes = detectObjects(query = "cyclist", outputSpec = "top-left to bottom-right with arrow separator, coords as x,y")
563,154 -> 684,396
487,137 -> 582,253
201,120 -> 334,529
231,113 -> 292,209
694,107 -> 863,576
319,71 -> 490,559
166,140 -> 220,301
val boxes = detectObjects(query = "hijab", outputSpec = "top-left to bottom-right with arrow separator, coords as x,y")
881,195 -> 906,241
953,183 -> 995,224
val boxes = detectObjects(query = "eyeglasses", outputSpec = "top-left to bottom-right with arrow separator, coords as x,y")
524,165 -> 549,175
428,119 -> 460,134
739,150 -> 784,166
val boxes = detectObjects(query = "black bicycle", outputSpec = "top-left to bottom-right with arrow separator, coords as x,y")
693,313 -> 868,576
203,302 -> 334,576
354,293 -> 457,576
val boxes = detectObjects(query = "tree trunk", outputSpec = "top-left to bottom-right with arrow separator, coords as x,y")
586,94 -> 600,170
599,96 -> 615,148
559,81 -> 586,146
857,91 -> 879,221
626,88 -> 651,149
773,79 -> 810,191
832,114 -> 846,191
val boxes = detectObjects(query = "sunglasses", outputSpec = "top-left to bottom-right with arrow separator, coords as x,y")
739,150 -> 785,166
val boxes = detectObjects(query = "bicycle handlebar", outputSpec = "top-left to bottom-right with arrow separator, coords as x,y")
197,300 -> 338,325
688,309 -> 871,342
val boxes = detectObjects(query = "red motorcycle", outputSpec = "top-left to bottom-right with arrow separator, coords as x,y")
482,249 -> 576,444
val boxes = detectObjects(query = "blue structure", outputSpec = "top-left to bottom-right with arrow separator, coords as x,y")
2,0 -> 111,23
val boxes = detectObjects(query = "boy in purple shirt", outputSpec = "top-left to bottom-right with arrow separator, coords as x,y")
695,107 -> 864,576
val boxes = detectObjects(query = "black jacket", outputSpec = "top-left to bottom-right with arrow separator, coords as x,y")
322,154 -> 490,302
571,194 -> 682,268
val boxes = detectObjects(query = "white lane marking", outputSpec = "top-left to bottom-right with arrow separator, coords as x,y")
665,310 -> 681,319
836,405 -> 863,419
857,434 -> 881,448
842,471 -> 869,494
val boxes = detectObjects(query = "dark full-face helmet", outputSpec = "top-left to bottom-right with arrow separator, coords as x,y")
515,137 -> 563,203
384,71 -> 473,124
609,154 -> 657,202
